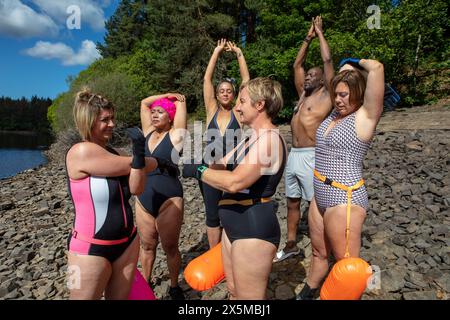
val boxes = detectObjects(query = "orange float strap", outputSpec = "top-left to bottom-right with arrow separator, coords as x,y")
314,170 -> 364,258
314,169 -> 372,300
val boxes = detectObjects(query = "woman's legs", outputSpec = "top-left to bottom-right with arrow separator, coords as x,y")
156,197 -> 184,288
286,197 -> 302,244
323,204 -> 367,259
207,226 -> 222,248
201,181 -> 223,248
302,201 -> 367,299
305,198 -> 331,289
231,238 -> 276,300
221,231 -> 236,299
104,235 -> 140,300
67,253 -> 111,300
135,200 -> 159,282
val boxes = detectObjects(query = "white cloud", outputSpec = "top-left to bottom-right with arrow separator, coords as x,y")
0,0 -> 58,38
23,40 -> 101,66
31,0 -> 106,31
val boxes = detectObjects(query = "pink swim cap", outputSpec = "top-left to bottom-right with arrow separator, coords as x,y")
150,98 -> 176,122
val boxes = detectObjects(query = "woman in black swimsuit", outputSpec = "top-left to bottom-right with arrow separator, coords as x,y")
201,39 -> 250,248
135,92 -> 187,300
184,77 -> 286,299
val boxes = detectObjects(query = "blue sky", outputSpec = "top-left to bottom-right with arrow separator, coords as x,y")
0,0 -> 120,100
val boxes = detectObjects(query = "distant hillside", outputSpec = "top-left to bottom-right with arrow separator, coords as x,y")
0,96 -> 52,132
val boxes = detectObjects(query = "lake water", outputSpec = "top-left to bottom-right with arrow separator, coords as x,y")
0,131 -> 54,180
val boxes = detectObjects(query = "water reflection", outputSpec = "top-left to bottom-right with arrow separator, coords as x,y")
0,149 -> 48,179
0,131 -> 54,179
0,131 -> 53,149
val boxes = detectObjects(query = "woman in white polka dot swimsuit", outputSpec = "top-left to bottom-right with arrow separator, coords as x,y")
297,58 -> 385,299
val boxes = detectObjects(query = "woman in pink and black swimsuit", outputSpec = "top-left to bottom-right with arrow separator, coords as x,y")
65,88 -> 158,299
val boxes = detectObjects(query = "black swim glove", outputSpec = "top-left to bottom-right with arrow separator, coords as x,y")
153,156 -> 180,177
126,127 -> 146,169
182,163 -> 208,180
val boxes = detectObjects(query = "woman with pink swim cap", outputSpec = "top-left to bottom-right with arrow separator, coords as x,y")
135,92 -> 187,300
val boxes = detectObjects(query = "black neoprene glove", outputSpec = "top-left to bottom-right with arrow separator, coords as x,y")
182,163 -> 208,180
126,127 -> 146,169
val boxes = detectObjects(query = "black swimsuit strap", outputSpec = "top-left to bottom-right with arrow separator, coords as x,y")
207,107 -> 240,132
231,136 -> 251,165
233,130 -> 286,169
235,137 -> 258,165
206,108 -> 219,130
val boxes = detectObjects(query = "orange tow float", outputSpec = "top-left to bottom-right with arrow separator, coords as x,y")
314,170 -> 373,300
184,242 -> 225,291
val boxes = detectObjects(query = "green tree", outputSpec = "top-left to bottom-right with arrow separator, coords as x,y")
97,0 -> 149,58
0,96 -> 52,132
50,0 -> 449,134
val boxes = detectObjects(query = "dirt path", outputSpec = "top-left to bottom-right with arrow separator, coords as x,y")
377,98 -> 450,131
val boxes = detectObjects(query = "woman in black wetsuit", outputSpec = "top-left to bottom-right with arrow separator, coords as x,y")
201,39 -> 250,248
135,93 -> 187,300
184,77 -> 286,299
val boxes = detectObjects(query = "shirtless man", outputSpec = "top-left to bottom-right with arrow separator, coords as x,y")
274,16 -> 333,263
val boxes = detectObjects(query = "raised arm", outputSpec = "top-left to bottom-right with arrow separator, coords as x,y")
226,41 -> 250,83
294,20 -> 316,97
204,39 -> 227,117
170,94 -> 187,130
313,16 -> 334,91
169,94 -> 188,151
359,59 -> 385,122
226,41 -> 250,123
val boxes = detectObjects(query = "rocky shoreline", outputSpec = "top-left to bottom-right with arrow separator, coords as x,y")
0,112 -> 449,300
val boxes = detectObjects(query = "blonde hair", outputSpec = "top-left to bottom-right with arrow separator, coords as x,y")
331,70 -> 366,110
73,87 -> 114,141
240,77 -> 283,120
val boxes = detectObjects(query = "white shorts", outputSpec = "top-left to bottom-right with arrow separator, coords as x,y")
284,147 -> 315,201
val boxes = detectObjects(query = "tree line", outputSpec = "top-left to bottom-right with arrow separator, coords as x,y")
48,0 -> 449,133
0,96 -> 52,132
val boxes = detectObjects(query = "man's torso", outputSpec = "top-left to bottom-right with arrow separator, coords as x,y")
291,87 -> 332,148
